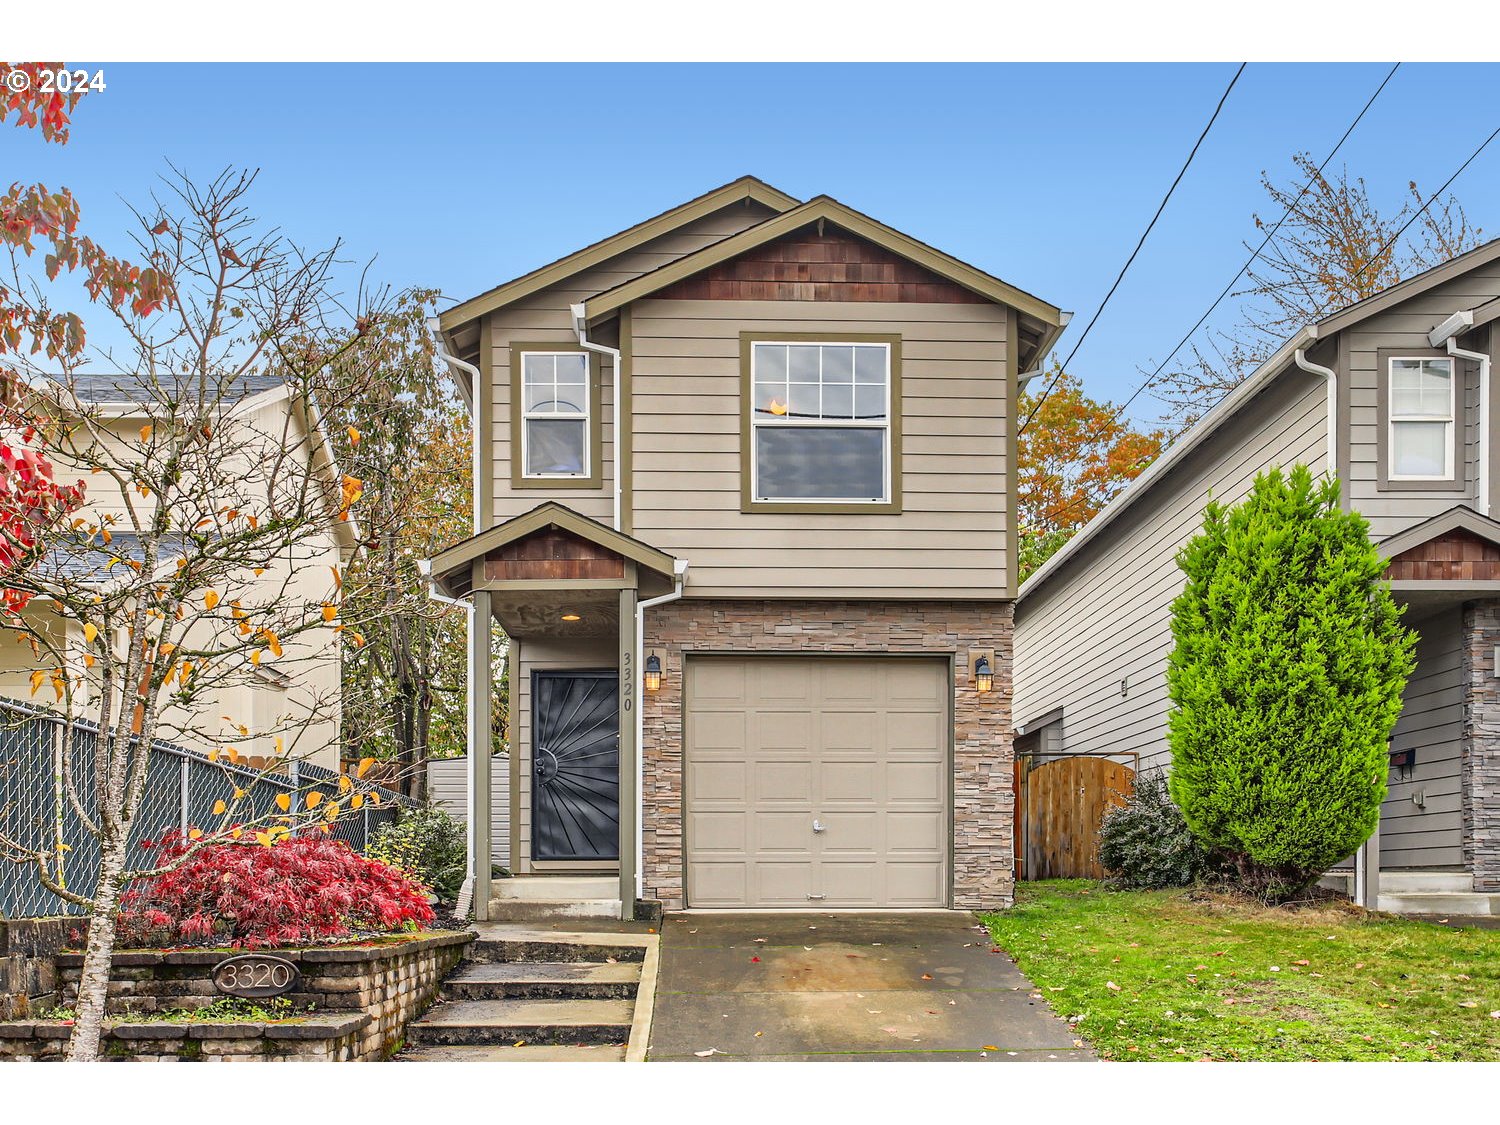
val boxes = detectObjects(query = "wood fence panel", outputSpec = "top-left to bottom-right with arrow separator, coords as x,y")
1023,757 -> 1134,879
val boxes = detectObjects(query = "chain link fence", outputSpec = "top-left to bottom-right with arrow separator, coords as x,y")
0,700 -> 403,918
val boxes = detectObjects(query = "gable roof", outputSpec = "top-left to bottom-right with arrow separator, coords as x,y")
423,501 -> 680,599
1377,505 -> 1500,559
437,176 -> 801,332
580,194 -> 1065,332
1021,242 -> 1500,604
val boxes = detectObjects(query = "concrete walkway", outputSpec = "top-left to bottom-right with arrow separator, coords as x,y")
648,912 -> 1092,1062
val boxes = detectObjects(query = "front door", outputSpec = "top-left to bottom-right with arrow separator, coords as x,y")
532,670 -> 620,861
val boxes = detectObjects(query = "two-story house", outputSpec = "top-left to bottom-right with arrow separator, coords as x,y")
1014,242 -> 1500,914
424,177 -> 1066,920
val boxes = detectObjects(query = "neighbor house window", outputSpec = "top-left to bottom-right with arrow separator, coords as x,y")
1388,357 -> 1455,481
750,341 -> 891,503
521,351 -> 590,478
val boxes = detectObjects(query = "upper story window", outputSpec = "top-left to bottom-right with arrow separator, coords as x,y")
521,351 -> 590,479
1388,357 -> 1455,481
749,340 -> 894,506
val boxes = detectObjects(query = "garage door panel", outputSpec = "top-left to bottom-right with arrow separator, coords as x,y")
686,656 -> 949,909
688,811 -> 746,851
886,811 -> 944,851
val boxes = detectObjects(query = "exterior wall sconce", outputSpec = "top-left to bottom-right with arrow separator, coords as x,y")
970,649 -> 995,694
644,653 -> 663,693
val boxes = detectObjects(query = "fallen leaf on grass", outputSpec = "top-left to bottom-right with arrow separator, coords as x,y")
753,937 -> 767,943
921,973 -> 933,980
1106,981 -> 1122,992
1292,960 -> 1309,966
1457,1001 -> 1478,1008
750,956 -> 760,963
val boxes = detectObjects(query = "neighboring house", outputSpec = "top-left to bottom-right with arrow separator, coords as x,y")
425,177 -> 1066,919
0,373 -> 356,771
1014,242 -> 1500,911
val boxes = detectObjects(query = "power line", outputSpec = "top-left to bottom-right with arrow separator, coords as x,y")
1109,62 -> 1400,422
1346,121 -> 1500,290
1018,62 -> 1246,436
1024,64 -> 1404,537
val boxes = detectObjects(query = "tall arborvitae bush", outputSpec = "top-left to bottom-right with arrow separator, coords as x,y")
1166,465 -> 1416,900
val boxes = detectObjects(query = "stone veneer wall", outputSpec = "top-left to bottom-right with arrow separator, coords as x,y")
1461,600 -> 1500,891
0,931 -> 471,1061
640,598 -> 1015,911
0,918 -> 66,1020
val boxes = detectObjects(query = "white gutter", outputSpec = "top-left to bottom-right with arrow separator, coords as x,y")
1292,347 -> 1338,484
1430,311 -> 1488,517
571,303 -> 623,533
428,317 -> 484,535
633,559 -> 688,904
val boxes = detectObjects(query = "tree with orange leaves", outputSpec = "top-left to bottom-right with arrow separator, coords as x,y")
1017,364 -> 1166,582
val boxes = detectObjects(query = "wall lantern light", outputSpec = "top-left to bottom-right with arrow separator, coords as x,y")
644,653 -> 663,692
973,654 -> 994,694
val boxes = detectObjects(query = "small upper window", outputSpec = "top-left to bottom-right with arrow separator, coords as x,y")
1388,357 -> 1454,481
750,341 -> 890,503
521,352 -> 589,478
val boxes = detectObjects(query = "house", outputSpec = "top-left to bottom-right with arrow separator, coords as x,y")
0,372 -> 356,771
1013,242 -> 1500,913
424,177 -> 1066,920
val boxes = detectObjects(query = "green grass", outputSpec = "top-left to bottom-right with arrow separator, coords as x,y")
982,880 -> 1500,1061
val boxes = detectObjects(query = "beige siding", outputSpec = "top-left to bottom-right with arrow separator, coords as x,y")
486,204 -> 779,529
1014,369 -> 1329,773
1343,262 -> 1500,537
630,299 -> 1010,597
511,633 -> 617,873
427,755 -> 511,868
1382,608 -> 1465,868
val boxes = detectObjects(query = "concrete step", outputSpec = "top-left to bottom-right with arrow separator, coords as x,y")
491,876 -> 618,901
468,927 -> 650,965
485,898 -> 624,922
405,998 -> 634,1047
1378,891 -> 1500,916
400,1043 -> 627,1062
441,960 -> 641,1001
1320,870 -> 1476,896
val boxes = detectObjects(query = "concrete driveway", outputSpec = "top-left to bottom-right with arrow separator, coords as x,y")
647,912 -> 1092,1062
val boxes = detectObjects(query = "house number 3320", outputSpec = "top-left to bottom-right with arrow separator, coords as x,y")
213,954 -> 299,998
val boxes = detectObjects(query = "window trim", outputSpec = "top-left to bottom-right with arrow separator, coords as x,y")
739,332 -> 903,514
1377,348 -> 1466,493
509,342 -> 603,490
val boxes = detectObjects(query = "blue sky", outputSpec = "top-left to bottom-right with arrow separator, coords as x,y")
12,62 -> 1500,425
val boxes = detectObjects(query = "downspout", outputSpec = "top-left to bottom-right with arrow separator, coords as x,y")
634,560 -> 688,901
571,303 -> 623,533
1446,337 -> 1490,517
427,319 -> 486,908
1293,337 -> 1337,484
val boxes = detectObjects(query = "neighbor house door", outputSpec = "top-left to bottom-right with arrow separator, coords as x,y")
531,670 -> 620,861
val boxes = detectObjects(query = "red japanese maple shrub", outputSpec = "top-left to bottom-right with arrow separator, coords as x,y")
117,833 -> 434,949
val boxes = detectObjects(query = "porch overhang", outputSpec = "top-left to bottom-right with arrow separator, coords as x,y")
1381,506 -> 1500,614
423,502 -> 680,636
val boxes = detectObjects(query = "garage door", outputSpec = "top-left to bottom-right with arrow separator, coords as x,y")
685,656 -> 949,908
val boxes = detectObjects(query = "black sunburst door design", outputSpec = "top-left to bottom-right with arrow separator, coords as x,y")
532,670 -> 620,861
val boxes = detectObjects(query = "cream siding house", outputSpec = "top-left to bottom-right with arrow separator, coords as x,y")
1014,241 -> 1500,912
426,178 -> 1065,919
0,375 -> 355,771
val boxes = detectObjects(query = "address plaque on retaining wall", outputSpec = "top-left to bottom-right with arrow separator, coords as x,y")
212,954 -> 300,998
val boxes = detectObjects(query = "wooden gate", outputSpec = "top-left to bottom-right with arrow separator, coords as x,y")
1023,757 -> 1135,879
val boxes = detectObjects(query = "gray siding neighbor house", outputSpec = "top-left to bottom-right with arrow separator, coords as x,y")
423,178 -> 1066,920
1013,241 -> 1500,913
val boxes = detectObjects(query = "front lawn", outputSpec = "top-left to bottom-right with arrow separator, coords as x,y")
982,880 -> 1500,1061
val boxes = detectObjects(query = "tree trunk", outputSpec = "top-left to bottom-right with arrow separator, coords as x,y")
411,681 -> 431,805
66,835 -> 128,1061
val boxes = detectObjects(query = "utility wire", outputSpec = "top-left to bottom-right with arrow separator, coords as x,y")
1024,64 -> 1404,536
1018,62 -> 1246,435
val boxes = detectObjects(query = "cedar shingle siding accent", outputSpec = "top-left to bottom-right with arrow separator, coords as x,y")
1384,529 -> 1500,581
483,528 -> 626,582
639,598 -> 1015,911
655,229 -> 990,304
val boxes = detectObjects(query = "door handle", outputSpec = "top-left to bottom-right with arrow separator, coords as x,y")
812,819 -> 826,834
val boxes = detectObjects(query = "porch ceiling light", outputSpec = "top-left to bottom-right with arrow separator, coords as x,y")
560,613 -> 582,622
644,653 -> 663,692
973,655 -> 994,694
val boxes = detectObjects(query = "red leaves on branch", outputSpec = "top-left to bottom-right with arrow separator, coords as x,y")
0,425 -> 85,614
0,63 -> 82,144
116,833 -> 435,950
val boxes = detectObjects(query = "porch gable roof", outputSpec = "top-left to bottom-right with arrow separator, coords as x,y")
1379,505 -> 1500,562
